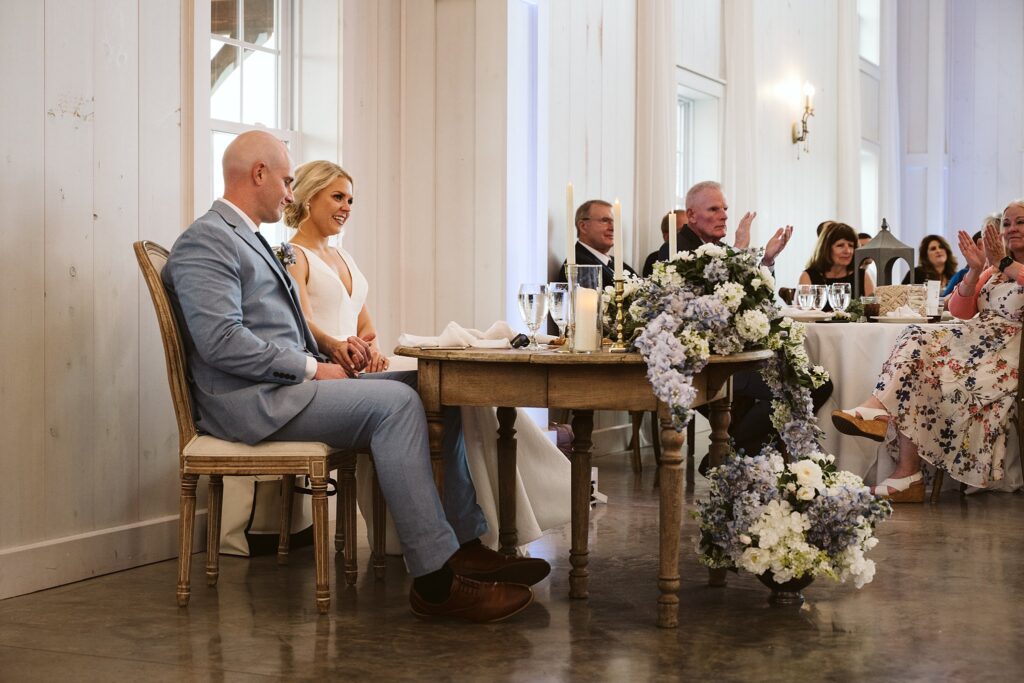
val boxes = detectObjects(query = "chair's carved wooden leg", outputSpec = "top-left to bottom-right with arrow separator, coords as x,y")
496,406 -> 519,557
177,474 -> 199,607
630,411 -> 643,473
371,459 -> 387,581
311,463 -> 330,614
340,456 -> 358,585
277,475 -> 296,565
657,406 -> 684,628
569,410 -> 594,599
930,468 -> 944,503
205,475 -> 223,586
334,463 -> 345,553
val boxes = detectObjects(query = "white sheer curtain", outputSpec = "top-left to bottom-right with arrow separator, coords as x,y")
878,0 -> 902,230
722,0 -> 758,228
632,0 -> 675,266
836,0 -> 862,225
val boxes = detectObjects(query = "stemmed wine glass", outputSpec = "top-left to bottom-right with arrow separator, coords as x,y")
828,282 -> 852,313
517,283 -> 548,350
796,284 -> 815,310
546,282 -> 569,342
811,284 -> 829,311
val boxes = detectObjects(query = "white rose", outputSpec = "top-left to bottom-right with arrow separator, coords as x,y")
739,547 -> 772,575
789,459 -> 824,490
695,242 -> 727,258
796,486 -> 815,501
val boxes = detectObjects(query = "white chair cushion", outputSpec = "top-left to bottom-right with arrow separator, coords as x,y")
184,434 -> 340,458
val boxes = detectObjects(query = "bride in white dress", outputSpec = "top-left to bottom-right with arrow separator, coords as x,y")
284,160 -> 571,552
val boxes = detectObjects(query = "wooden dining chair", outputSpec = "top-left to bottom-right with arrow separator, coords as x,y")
930,320 -> 1024,502
134,241 -> 384,612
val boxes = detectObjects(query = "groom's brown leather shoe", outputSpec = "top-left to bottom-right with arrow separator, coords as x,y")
410,576 -> 534,623
448,543 -> 551,586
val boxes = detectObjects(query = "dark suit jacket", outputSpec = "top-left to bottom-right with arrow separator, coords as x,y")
655,225 -> 707,261
555,241 -> 637,285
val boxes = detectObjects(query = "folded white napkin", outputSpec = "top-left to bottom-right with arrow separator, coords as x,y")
882,305 -> 926,320
780,306 -> 828,318
397,321 -> 556,349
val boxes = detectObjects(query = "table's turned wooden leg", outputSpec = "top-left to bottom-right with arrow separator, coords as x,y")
569,409 -> 594,599
707,386 -> 732,587
496,406 -> 519,557
426,410 -> 445,501
708,394 -> 732,470
657,408 -> 685,628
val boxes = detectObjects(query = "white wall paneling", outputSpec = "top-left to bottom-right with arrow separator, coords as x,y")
898,0 -> 948,247
0,0 -> 185,599
0,0 -> 46,552
947,0 -> 1024,232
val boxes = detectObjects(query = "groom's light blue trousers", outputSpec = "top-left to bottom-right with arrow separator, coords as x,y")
268,370 -> 488,576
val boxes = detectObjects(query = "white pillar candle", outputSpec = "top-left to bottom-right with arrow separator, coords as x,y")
613,198 -> 623,280
668,211 -> 677,258
566,182 -> 575,266
574,287 -> 601,351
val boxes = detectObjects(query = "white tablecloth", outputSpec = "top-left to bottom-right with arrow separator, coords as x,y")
803,321 -> 948,482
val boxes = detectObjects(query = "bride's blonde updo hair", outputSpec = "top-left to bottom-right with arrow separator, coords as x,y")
283,160 -> 355,229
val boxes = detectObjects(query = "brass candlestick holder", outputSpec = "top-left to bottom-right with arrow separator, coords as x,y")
609,278 -> 627,353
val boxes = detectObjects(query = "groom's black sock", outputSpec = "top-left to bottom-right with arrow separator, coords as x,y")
460,538 -> 483,550
413,563 -> 455,604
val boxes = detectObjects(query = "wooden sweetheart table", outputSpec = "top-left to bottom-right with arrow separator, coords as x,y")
394,345 -> 772,628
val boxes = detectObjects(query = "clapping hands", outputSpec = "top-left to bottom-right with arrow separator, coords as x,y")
958,230 -> 987,272
733,211 -> 757,249
762,225 -> 794,267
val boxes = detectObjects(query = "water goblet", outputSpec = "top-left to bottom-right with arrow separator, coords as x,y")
828,282 -> 851,313
546,282 -> 570,342
811,284 -> 829,311
795,284 -> 815,310
517,283 -> 548,350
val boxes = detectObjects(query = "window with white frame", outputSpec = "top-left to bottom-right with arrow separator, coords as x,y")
675,96 -> 693,209
858,0 -> 882,234
203,0 -> 296,244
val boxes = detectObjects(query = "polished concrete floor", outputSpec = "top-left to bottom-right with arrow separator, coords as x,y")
3,443 -> 1024,682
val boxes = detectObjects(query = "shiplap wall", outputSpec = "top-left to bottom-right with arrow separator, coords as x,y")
946,0 -> 1024,232
339,0 -> 508,352
733,0 -> 840,290
0,0 -> 182,599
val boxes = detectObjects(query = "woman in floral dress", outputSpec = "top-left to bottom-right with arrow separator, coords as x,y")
832,200 -> 1024,501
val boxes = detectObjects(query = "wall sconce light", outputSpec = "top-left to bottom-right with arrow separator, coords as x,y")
791,81 -> 815,153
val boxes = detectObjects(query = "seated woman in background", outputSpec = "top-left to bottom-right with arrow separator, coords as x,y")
285,160 -> 571,552
902,234 -> 958,289
943,214 -> 1000,296
799,222 -> 874,307
832,200 -> 1024,502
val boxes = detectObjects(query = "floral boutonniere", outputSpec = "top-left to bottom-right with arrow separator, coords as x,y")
273,242 -> 296,267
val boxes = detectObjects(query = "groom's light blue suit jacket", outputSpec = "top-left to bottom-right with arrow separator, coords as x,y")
163,200 -> 324,444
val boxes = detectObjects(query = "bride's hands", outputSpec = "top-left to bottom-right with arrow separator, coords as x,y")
365,347 -> 390,373
324,336 -> 370,376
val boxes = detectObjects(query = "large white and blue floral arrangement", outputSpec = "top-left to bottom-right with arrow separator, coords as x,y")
695,448 -> 891,587
603,242 -> 891,587
608,242 -> 827,454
